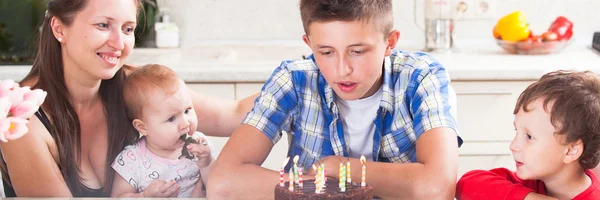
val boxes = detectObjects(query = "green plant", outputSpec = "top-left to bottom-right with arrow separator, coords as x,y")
0,23 -> 13,52
0,0 -> 47,64
135,0 -> 158,47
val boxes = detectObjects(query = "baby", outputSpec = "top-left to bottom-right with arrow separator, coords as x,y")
111,64 -> 215,197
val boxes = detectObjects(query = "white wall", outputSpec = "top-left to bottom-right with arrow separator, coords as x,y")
157,0 -> 600,47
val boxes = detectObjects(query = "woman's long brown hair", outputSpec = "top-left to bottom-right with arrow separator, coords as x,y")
14,0 -> 141,196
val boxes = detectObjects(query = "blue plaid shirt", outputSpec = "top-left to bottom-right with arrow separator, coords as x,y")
242,50 -> 462,170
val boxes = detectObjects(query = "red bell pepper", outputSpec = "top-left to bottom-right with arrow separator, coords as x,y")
548,16 -> 573,41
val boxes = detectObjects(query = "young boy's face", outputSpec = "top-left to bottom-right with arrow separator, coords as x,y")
511,99 -> 570,180
302,20 -> 398,100
136,80 -> 199,152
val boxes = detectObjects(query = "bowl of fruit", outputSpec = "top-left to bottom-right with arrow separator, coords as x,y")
494,11 -> 573,55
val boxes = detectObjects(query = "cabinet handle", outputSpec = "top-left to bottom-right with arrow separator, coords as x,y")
457,91 -> 512,95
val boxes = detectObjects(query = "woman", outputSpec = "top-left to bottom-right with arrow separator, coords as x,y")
0,0 -> 256,197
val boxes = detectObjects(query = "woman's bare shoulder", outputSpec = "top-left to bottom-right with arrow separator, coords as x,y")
1,113 -> 58,163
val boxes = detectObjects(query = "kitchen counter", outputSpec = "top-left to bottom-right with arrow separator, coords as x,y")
1,41 -> 599,83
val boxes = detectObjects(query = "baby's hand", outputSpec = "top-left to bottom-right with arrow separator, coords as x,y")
142,179 -> 180,197
186,137 -> 212,168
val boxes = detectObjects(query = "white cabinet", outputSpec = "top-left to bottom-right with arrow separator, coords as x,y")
187,83 -> 235,100
453,81 -> 534,177
453,81 -> 534,142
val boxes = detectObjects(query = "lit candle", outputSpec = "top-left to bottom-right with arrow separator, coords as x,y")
339,162 -> 344,189
293,155 -> 299,184
279,157 -> 290,187
321,162 -> 326,183
360,155 -> 366,187
346,160 -> 351,183
313,164 -> 320,194
320,163 -> 326,187
299,167 -> 303,188
288,168 -> 294,191
341,163 -> 347,192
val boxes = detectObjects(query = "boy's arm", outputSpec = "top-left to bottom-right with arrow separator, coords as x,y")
208,62 -> 297,199
207,124 -> 284,199
456,168 -> 542,200
190,89 -> 258,137
334,127 -> 459,199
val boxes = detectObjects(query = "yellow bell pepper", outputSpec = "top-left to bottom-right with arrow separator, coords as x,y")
494,11 -> 531,42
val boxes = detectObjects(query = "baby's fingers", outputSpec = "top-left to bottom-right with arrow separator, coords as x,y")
187,144 -> 210,155
163,184 -> 181,197
158,180 -> 177,193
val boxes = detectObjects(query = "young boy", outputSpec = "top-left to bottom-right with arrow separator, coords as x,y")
456,70 -> 600,200
111,64 -> 216,197
208,0 -> 462,199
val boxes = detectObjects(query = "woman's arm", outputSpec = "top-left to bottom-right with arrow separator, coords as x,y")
0,116 -> 72,197
190,89 -> 258,137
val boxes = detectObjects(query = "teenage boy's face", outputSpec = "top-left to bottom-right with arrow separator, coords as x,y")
303,20 -> 399,100
510,99 -> 570,180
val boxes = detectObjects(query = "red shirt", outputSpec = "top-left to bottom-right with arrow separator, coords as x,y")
456,168 -> 600,200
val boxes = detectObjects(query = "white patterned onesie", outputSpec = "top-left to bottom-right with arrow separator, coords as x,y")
112,132 -> 214,197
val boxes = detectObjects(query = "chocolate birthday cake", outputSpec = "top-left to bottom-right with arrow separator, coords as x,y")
274,178 -> 373,200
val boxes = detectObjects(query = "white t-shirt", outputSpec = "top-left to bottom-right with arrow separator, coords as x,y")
336,86 -> 383,161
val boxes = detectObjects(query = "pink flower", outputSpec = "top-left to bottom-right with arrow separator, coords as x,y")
9,86 -> 30,109
0,80 -> 47,142
0,97 -> 11,120
23,89 -> 47,107
3,117 -> 29,141
0,80 -> 17,98
11,100 -> 38,120
0,117 -> 10,142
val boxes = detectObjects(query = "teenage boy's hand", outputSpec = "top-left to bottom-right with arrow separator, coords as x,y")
307,156 -> 347,178
187,137 -> 213,168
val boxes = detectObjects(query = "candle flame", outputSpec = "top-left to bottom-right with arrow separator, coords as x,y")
293,155 -> 299,164
360,155 -> 366,164
312,164 -> 317,172
282,157 -> 290,168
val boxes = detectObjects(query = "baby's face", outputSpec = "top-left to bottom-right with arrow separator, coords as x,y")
510,99 -> 569,181
140,81 -> 198,151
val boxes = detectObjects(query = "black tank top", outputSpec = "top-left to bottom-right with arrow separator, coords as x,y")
1,108 -> 105,197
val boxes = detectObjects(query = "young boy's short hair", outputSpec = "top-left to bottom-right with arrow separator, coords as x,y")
514,70 -> 600,169
299,0 -> 393,38
123,64 -> 181,120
